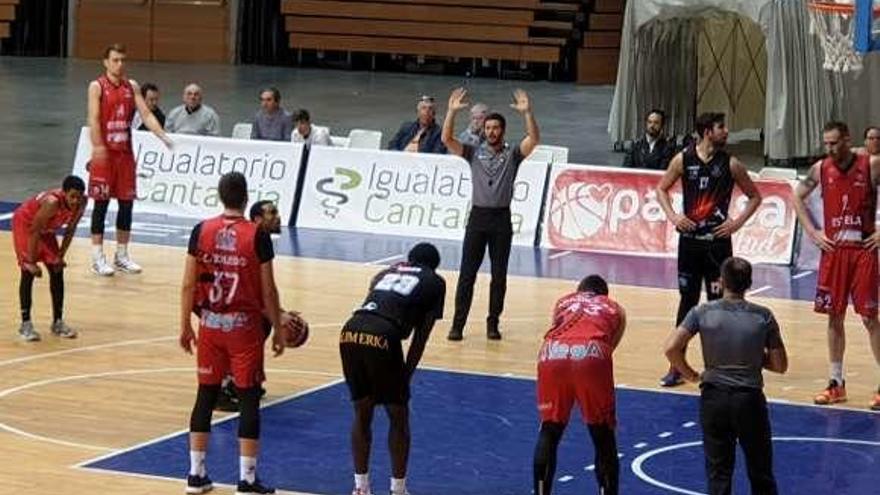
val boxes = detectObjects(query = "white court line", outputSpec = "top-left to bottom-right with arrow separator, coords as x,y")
0,323 -> 343,368
364,253 -> 405,265
73,375 -> 344,469
792,270 -> 813,280
548,250 -> 573,260
0,367 -> 341,455
747,285 -> 773,296
0,213 -> 12,221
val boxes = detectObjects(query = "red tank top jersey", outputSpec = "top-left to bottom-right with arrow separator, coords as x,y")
97,75 -> 136,152
820,153 -> 876,245
544,292 -> 622,346
14,189 -> 75,233
194,216 -> 263,317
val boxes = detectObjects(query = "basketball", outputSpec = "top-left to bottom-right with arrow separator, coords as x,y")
282,311 -> 309,348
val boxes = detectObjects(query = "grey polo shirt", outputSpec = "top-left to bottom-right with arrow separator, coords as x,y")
682,299 -> 783,389
252,109 -> 293,141
166,104 -> 221,136
463,142 -> 525,208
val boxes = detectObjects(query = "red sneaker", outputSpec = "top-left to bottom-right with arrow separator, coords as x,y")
814,380 -> 847,405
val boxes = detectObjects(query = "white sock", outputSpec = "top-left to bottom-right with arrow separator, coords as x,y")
354,473 -> 370,490
116,243 -> 128,258
830,362 -> 844,386
91,245 -> 104,260
390,477 -> 406,494
240,456 -> 256,483
189,450 -> 206,477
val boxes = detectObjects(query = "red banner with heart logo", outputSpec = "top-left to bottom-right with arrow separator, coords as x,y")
540,165 -> 798,265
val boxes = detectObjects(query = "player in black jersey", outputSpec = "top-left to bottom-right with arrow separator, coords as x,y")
340,243 -> 446,495
655,112 -> 762,387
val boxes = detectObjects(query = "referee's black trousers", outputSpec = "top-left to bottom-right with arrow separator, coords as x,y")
700,384 -> 777,495
452,207 -> 512,332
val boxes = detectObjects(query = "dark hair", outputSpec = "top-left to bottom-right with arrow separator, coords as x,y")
823,120 -> 849,137
218,172 -> 248,210
408,242 -> 440,270
695,112 -> 725,137
140,82 -> 159,97
62,175 -> 86,193
646,109 -> 666,124
721,257 -> 752,294
863,126 -> 880,138
484,112 -> 506,130
261,87 -> 281,102
103,43 -> 126,59
292,109 -> 311,123
249,200 -> 274,222
577,275 -> 609,295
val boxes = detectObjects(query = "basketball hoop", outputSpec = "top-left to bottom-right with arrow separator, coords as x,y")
808,0 -> 880,73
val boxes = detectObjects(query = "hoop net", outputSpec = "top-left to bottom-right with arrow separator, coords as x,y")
808,0 -> 875,73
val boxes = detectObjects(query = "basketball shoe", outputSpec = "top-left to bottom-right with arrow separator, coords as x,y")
351,489 -> 373,495
185,474 -> 213,494
236,479 -> 274,494
18,321 -> 41,342
114,252 -> 142,274
660,369 -> 684,387
51,320 -> 77,338
814,379 -> 847,405
91,253 -> 115,276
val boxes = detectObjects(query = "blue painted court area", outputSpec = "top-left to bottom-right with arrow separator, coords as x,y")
0,204 -> 818,303
81,369 -> 880,495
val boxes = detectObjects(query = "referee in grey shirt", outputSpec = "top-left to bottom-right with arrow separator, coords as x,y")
664,257 -> 787,495
442,87 -> 539,341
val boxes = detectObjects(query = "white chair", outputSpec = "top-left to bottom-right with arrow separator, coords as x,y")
759,167 -> 797,181
330,135 -> 350,147
347,129 -> 383,149
232,122 -> 253,140
533,144 -> 569,164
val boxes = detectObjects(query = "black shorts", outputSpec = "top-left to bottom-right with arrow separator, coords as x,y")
677,236 -> 733,298
339,314 -> 407,405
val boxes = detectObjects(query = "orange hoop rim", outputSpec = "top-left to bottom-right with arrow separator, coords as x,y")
808,1 -> 880,15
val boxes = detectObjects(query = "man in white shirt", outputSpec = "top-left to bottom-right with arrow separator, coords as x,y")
291,109 -> 331,146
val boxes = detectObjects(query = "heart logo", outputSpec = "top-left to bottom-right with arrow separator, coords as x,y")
549,181 -> 614,239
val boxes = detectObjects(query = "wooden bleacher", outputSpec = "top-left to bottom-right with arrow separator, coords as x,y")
281,0 -> 584,79
0,0 -> 18,40
577,0 -> 624,84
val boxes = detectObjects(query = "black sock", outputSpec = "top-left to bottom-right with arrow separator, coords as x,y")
533,422 -> 564,495
19,270 -> 35,322
49,269 -> 64,322
588,423 -> 620,495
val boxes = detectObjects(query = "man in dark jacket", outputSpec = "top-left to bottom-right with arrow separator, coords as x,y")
623,109 -> 674,170
388,95 -> 447,154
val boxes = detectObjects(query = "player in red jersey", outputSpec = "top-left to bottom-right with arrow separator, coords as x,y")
179,172 -> 285,494
87,43 -> 171,277
792,121 -> 880,411
533,275 -> 626,495
12,176 -> 86,341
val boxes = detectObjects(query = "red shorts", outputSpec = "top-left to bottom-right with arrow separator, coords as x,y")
11,215 -> 62,267
88,149 -> 137,201
197,320 -> 265,388
536,339 -> 616,427
814,246 -> 879,317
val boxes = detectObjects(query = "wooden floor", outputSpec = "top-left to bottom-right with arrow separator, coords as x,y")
1,231 -> 878,494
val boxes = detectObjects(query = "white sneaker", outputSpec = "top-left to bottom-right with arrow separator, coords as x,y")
91,255 -> 115,276
18,321 -> 41,342
51,320 -> 77,338
352,488 -> 373,495
114,253 -> 142,274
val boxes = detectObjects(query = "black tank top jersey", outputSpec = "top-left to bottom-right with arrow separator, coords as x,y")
681,146 -> 735,238
353,262 -> 446,340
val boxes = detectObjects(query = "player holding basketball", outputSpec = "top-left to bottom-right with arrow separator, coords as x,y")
340,243 -> 446,495
533,275 -> 626,495
87,43 -> 172,276
12,175 -> 86,341
656,112 -> 762,387
180,172 -> 286,494
792,121 -> 880,411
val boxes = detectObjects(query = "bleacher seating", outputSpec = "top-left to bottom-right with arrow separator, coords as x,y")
281,0 -> 585,78
577,0 -> 624,84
